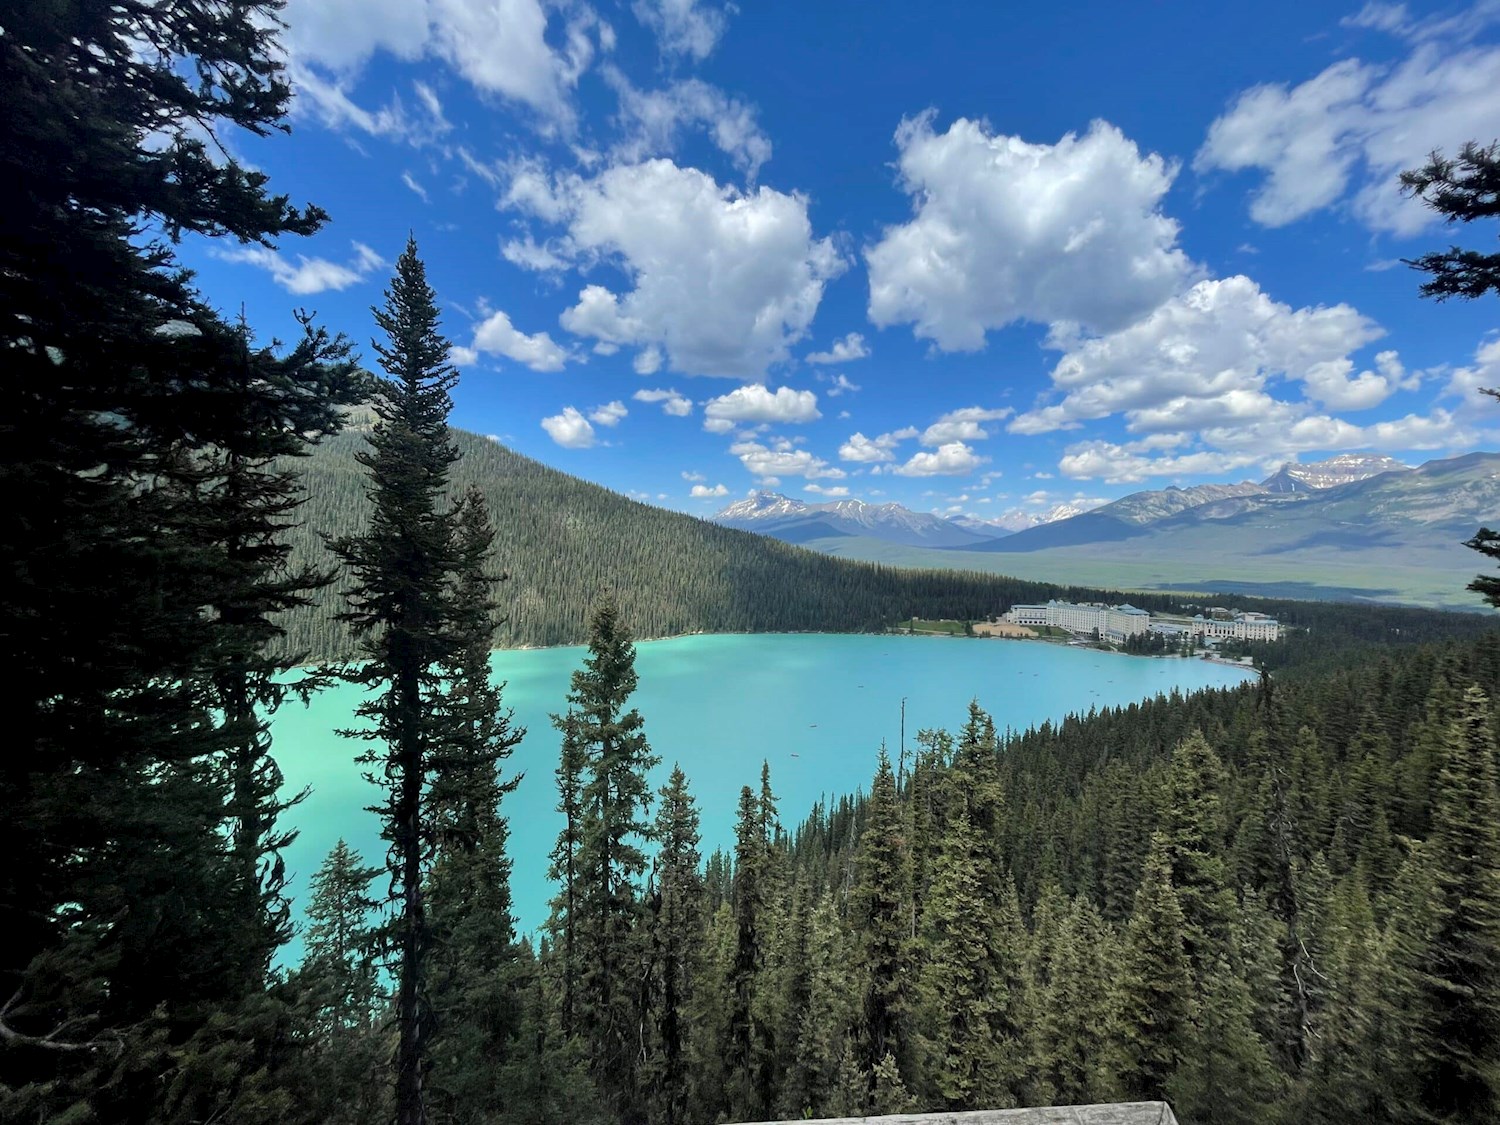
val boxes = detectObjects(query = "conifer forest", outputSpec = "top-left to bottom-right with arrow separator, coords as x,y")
6,3 -> 1500,1124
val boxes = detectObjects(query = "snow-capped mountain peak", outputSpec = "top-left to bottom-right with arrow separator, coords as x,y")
712,492 -> 998,547
1261,454 -> 1410,493
714,491 -> 810,521
950,501 -> 1099,534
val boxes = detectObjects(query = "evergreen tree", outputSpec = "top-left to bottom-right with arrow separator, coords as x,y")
549,703 -> 587,1037
552,596 -> 660,1123
1032,897 -> 1115,1106
1161,731 -> 1237,969
1400,140 -> 1500,303
1302,873 -> 1388,1123
200,316 -> 359,997
852,749 -> 916,1101
425,489 -> 525,1122
0,2 -> 354,1118
1112,833 -> 1196,1102
726,783 -> 771,1119
647,765 -> 703,1125
328,239 -> 462,1125
779,897 -> 855,1119
919,810 -> 1025,1109
950,702 -> 1006,883
292,839 -> 388,1125
1401,683 -> 1500,1121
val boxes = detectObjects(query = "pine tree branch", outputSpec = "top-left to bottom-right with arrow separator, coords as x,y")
0,988 -> 125,1056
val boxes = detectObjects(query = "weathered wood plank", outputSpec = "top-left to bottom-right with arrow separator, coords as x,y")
738,1102 -> 1179,1125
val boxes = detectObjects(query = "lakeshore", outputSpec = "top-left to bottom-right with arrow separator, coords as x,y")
272,632 -> 1253,958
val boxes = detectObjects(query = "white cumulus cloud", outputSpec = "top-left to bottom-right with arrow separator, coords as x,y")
730,440 -> 846,481
541,406 -> 596,448
456,308 -> 572,372
1447,335 -> 1500,406
1302,350 -> 1410,411
214,241 -> 384,295
1007,276 -> 1385,435
508,160 -> 843,377
1197,31 -> 1500,234
891,441 -> 988,477
282,0 -> 599,126
839,428 -> 917,463
867,114 -> 1196,349
806,332 -> 871,365
690,482 -> 730,498
589,400 -> 628,426
703,384 -> 820,427
634,387 -> 694,416
921,406 -> 1014,446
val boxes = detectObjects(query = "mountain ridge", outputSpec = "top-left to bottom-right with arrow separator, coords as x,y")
712,490 -> 998,547
960,452 -> 1492,556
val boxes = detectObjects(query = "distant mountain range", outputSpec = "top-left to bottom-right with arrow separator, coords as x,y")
711,453 -> 1500,608
712,491 -> 997,547
1260,453 -> 1410,493
963,453 -> 1431,555
713,454 -> 1424,552
948,502 -> 1100,535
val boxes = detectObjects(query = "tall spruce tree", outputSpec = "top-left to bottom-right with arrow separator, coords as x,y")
551,596 -> 660,1123
548,703 -> 587,1037
1031,897 -> 1115,1106
1,3 -> 354,1118
328,239 -> 462,1125
852,749 -> 915,1102
293,840 -> 388,1125
201,316 -> 359,996
1401,682 -> 1500,1121
1161,731 -> 1237,969
1112,833 -> 1197,1102
725,784 -> 769,1119
919,809 -> 1024,1109
647,765 -> 704,1125
425,488 -> 524,1122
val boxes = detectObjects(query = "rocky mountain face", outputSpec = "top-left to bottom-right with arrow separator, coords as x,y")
962,451 -> 1498,556
949,502 -> 1099,535
713,491 -> 997,548
1260,453 -> 1410,493
1099,481 -> 1270,526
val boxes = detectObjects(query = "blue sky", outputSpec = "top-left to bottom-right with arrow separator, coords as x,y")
181,0 -> 1500,523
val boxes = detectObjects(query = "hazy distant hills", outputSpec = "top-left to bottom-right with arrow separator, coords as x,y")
961,452 -> 1480,556
712,490 -> 998,548
775,453 -> 1500,608
948,501 -> 1100,536
713,454 -> 1432,555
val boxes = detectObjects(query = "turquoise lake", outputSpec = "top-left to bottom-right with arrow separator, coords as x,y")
273,633 -> 1252,952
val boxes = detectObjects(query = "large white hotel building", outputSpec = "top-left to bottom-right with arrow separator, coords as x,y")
1004,600 -> 1282,642
1004,600 -> 1152,640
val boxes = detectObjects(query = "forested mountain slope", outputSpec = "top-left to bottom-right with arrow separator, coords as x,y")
280,425 -> 1100,656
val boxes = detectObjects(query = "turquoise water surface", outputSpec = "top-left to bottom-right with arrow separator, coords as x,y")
273,633 -> 1251,951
